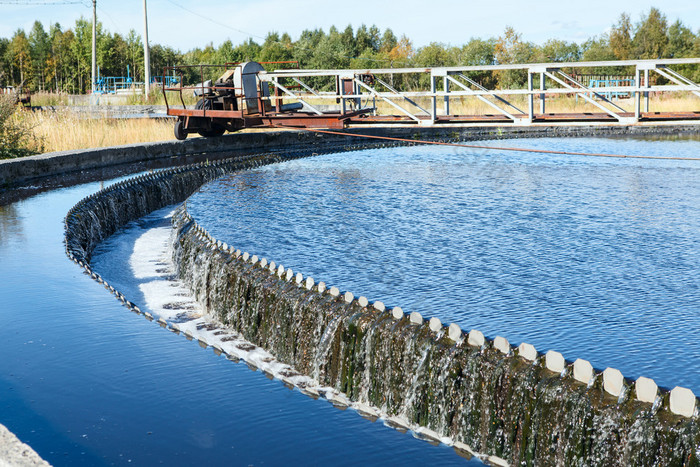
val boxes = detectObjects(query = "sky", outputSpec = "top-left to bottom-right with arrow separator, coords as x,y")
2,0 -> 699,52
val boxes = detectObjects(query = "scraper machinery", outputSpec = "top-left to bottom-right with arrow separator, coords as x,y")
165,61 -> 373,140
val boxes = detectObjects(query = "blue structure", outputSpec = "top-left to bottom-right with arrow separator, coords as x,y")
589,78 -> 636,99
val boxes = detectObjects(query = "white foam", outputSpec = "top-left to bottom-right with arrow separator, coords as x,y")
89,207 -> 495,461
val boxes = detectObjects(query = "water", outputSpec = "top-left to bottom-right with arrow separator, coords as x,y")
0,175 -> 473,464
187,136 -> 700,393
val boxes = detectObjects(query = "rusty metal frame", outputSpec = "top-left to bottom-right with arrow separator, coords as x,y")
163,58 -> 700,132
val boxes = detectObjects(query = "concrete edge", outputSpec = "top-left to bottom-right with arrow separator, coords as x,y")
0,424 -> 50,467
2,123 -> 698,189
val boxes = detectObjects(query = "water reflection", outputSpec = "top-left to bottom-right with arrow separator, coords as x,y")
0,204 -> 24,245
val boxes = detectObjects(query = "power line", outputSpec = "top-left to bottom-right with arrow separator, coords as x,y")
0,0 -> 86,4
161,0 -> 408,66
162,0 -> 263,41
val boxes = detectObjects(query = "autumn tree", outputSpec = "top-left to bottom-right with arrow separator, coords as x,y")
494,27 -> 534,88
609,13 -> 633,60
9,30 -> 32,87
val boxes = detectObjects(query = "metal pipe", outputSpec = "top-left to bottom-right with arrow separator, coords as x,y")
91,0 -> 96,94
527,72 -> 533,122
143,0 -> 150,95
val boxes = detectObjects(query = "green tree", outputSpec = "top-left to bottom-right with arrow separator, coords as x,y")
339,25 -> 357,59
70,17 -> 96,92
609,13 -> 633,60
355,25 -> 380,54
125,29 -> 143,81
0,38 -> 9,86
259,32 -> 293,64
456,38 -> 497,87
9,30 -> 32,88
28,21 -> 50,90
666,20 -> 698,81
633,7 -> 668,59
380,29 -> 397,54
536,39 -> 580,62
494,27 -> 534,88
667,20 -> 696,57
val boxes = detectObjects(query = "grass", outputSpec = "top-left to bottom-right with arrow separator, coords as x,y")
20,109 -> 177,153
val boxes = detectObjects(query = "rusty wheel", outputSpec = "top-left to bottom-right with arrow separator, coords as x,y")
174,119 -> 187,140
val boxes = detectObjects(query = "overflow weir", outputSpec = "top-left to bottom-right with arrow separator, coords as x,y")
61,126 -> 700,465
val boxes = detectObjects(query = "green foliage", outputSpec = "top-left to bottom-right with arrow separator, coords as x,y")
610,13 -> 633,60
0,8 -> 697,95
0,94 -> 43,159
633,7 -> 668,59
494,27 -> 535,88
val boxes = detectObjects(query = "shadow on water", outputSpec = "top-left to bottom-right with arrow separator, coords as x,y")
0,375 -> 105,465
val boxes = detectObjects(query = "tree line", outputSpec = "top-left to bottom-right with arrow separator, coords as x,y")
0,6 -> 698,94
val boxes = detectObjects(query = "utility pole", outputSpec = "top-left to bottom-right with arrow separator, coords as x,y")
143,0 -> 150,96
91,0 -> 96,93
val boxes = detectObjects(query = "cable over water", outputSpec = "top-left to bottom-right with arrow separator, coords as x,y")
274,126 -> 700,161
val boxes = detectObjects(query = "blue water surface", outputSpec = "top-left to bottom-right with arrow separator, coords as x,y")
188,136 -> 700,393
0,176 -> 472,465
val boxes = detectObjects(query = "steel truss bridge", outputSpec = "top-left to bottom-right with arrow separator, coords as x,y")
164,58 -> 700,138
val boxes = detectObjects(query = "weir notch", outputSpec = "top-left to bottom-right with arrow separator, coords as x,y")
518,343 -> 537,361
448,323 -> 462,342
545,350 -> 566,373
670,387 -> 697,417
603,368 -> 624,397
409,312 -> 423,325
635,377 -> 658,404
573,359 -> 594,385
467,330 -> 485,347
428,317 -> 442,333
493,336 -> 510,354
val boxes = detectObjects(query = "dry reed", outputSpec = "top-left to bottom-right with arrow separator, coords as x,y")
22,109 -> 177,153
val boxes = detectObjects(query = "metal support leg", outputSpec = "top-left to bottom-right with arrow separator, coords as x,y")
634,68 -> 641,120
431,76 -> 437,123
539,72 -> 545,114
528,72 -> 534,122
341,82 -> 346,114
443,76 -> 450,115
644,69 -> 650,113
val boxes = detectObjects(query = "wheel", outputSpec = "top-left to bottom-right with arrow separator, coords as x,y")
197,125 -> 226,137
174,119 -> 187,140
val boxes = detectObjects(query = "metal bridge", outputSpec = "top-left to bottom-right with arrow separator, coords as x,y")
163,58 -> 700,138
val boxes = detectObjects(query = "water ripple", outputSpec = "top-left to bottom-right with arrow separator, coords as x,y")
189,137 -> 700,392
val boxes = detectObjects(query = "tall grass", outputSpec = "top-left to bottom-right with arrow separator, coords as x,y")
0,95 -> 44,159
20,109 -> 176,153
